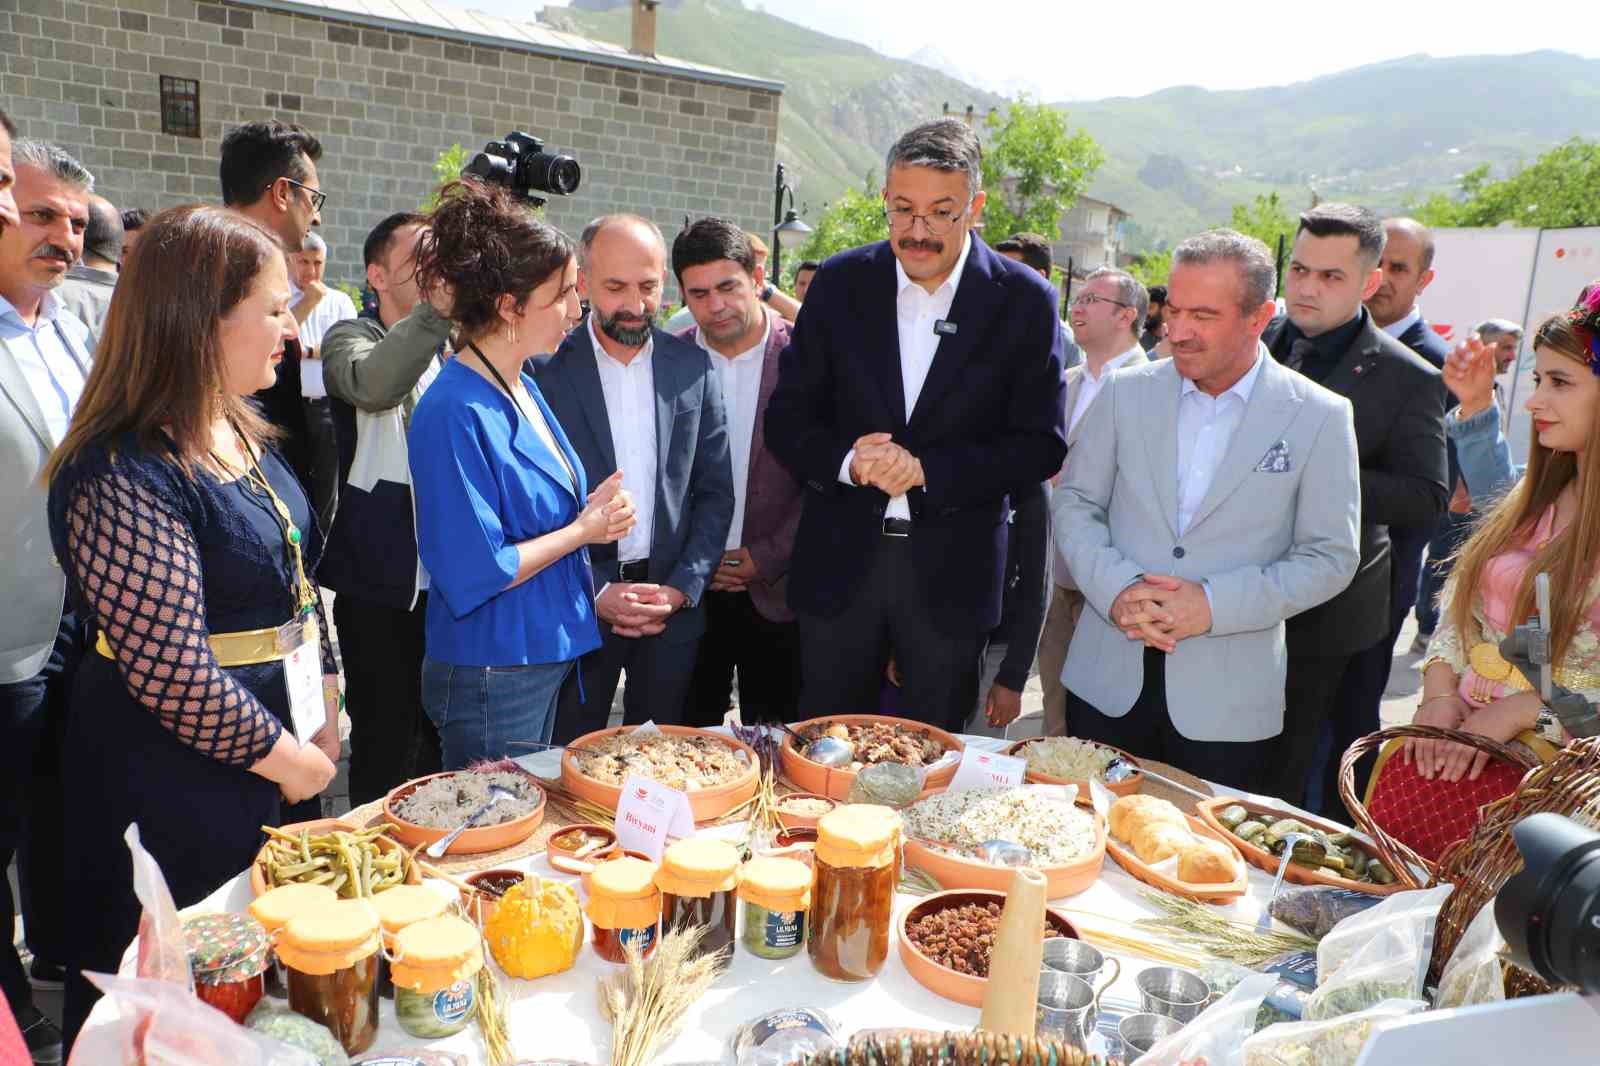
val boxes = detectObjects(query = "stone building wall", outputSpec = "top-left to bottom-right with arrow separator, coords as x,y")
0,0 -> 782,288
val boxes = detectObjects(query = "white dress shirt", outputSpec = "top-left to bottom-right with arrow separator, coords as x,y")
0,292 -> 88,443
290,284 -> 358,399
699,311 -> 770,549
1380,304 -> 1422,342
589,314 -> 657,563
1176,352 -> 1266,536
1069,342 -> 1146,436
837,234 -> 972,521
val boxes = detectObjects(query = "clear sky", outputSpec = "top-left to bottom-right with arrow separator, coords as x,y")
516,0 -> 1591,101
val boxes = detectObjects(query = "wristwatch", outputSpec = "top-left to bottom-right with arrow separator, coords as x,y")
759,283 -> 776,303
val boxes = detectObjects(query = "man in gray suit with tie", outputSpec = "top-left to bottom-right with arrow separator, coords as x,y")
1053,230 -> 1362,791
0,132 -> 95,1060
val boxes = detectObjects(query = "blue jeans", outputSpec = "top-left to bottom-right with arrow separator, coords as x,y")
1417,510 -> 1473,637
421,657 -> 572,769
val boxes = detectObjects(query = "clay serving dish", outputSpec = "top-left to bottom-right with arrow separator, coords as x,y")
780,715 -> 965,801
250,817 -> 420,897
901,788 -> 1107,899
560,725 -> 759,823
759,825 -> 819,867
1005,737 -> 1144,799
1104,812 -> 1249,903
1196,796 -> 1409,897
460,868 -> 527,926
382,767 -> 547,856
897,888 -> 1081,1007
546,822 -> 620,876
774,792 -> 837,830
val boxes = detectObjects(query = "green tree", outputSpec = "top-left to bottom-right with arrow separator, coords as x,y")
1229,192 -> 1298,259
785,177 -> 888,285
980,98 -> 1105,241
420,144 -> 469,212
1412,139 -> 1600,229
1127,250 -> 1172,288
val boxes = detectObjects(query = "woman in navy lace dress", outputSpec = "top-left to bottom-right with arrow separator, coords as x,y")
44,206 -> 340,1044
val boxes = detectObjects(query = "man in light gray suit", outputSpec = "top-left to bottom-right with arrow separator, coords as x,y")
0,133 -> 95,1059
1053,230 -> 1361,791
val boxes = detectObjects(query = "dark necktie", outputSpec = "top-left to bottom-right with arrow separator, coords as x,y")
1284,338 -> 1316,374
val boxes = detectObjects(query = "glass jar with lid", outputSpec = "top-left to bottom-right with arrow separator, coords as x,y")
371,883 -> 451,999
248,882 -> 339,999
655,838 -> 741,959
389,914 -> 482,1039
183,912 -> 271,1023
584,855 -> 662,963
809,804 -> 901,982
737,855 -> 811,960
276,898 -> 382,1055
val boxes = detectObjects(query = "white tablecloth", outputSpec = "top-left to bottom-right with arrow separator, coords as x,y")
91,739 -> 1305,1063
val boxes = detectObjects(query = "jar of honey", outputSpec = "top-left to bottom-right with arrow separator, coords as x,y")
584,855 -> 661,963
276,899 -> 382,1055
809,804 -> 900,982
247,882 -> 339,999
656,838 -> 741,959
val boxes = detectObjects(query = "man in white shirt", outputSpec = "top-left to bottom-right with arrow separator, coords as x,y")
1036,267 -> 1150,735
0,135 -> 96,1061
671,218 -> 805,725
288,231 -> 356,530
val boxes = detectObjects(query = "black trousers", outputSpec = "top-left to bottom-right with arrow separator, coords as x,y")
685,591 -> 802,727
0,613 -> 80,1011
795,536 -> 985,735
1272,652 -> 1353,807
302,397 -> 340,534
1065,647 -> 1274,795
551,630 -> 701,744
1307,636 -> 1392,819
333,590 -> 441,807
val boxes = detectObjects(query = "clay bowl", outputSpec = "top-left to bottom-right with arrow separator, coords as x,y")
780,715 -> 965,801
546,822 -> 620,876
460,868 -> 527,926
251,817 -> 420,897
898,888 -> 1081,1007
902,789 -> 1107,900
1196,797 -> 1410,897
382,768 -> 547,856
1005,738 -> 1144,800
560,725 -> 759,823
759,826 -> 819,868
1104,813 -> 1249,904
774,792 -> 837,830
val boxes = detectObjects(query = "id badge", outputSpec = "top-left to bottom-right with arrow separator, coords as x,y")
280,617 -> 324,744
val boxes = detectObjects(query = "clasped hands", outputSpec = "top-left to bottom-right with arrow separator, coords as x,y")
1110,574 -> 1212,653
850,432 -> 925,497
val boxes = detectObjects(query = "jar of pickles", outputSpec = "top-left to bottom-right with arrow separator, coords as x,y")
183,912 -> 270,1023
248,882 -> 339,999
585,856 -> 661,963
389,915 -> 482,1039
809,804 -> 900,982
371,883 -> 451,999
655,838 -> 740,959
737,856 -> 811,960
276,898 -> 382,1055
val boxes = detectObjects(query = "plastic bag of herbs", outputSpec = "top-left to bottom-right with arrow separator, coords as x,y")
1240,999 -> 1427,1066
1315,884 -> 1450,984
1304,928 -> 1427,1022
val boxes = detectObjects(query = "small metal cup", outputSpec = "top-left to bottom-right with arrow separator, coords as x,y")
1118,1012 -> 1185,1057
1041,937 -> 1122,998
1036,970 -> 1101,1050
1135,966 -> 1211,1024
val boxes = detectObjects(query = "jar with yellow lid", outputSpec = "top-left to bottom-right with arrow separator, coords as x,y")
249,882 -> 339,998
737,856 -> 811,960
656,838 -> 740,959
809,804 -> 900,981
584,856 -> 661,963
277,898 -> 382,1054
390,914 -> 482,1039
371,883 -> 451,999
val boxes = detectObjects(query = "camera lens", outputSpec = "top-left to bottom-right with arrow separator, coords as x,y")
1495,812 -> 1600,992
529,151 -> 582,197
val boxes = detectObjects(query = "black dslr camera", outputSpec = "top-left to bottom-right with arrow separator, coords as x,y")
464,132 -> 581,206
1496,812 -> 1600,993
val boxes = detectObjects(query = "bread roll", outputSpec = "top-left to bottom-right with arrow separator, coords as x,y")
1176,837 -> 1237,884
1132,821 -> 1192,864
1109,795 -> 1186,841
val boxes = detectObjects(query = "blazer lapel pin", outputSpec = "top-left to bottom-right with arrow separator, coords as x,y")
1255,440 -> 1293,473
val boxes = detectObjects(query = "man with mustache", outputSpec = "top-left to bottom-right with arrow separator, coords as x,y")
540,214 -> 735,740
0,135 -> 95,1066
764,119 -> 1068,733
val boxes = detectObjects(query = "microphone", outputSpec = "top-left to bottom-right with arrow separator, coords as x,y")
933,319 -> 958,336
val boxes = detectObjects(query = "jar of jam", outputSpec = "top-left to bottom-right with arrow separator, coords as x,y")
390,915 -> 483,1039
737,856 -> 811,960
372,883 -> 451,999
276,898 -> 382,1055
183,912 -> 270,1023
584,855 -> 661,963
809,804 -> 900,982
655,838 -> 740,959
248,882 -> 339,999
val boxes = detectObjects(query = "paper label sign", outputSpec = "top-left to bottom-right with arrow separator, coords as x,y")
947,747 -> 1026,793
612,773 -> 696,860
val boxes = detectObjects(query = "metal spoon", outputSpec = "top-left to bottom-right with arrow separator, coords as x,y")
1255,831 -> 1317,934
803,735 -> 855,768
426,784 -> 518,859
1104,757 -> 1211,803
973,839 -> 1033,866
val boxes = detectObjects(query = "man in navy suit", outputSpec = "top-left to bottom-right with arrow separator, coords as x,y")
764,119 -> 1068,733
540,215 -> 735,742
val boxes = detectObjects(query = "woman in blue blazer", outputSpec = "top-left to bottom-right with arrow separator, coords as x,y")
408,181 -> 634,766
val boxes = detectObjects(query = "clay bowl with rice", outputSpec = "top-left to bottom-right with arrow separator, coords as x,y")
382,767 -> 547,856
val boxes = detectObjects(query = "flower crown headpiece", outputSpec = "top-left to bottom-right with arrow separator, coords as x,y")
1569,285 -> 1600,377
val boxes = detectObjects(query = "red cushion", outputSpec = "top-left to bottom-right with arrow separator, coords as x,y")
1364,752 -> 1525,863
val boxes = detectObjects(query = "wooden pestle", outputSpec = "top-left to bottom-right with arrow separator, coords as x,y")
978,865 -> 1049,1036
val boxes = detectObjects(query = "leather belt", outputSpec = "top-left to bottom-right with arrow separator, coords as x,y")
618,559 -> 649,582
882,518 -> 913,538
94,623 -> 293,668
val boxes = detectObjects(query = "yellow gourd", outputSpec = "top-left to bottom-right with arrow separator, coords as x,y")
483,877 -> 584,979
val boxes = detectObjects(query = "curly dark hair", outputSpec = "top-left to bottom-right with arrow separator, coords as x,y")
414,179 -> 574,340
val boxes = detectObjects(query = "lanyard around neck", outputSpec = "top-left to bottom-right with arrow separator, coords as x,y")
213,431 -> 318,617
